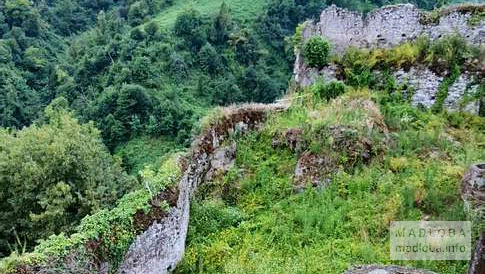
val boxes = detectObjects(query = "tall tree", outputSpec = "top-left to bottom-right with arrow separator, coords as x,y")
210,2 -> 232,45
0,97 -> 134,256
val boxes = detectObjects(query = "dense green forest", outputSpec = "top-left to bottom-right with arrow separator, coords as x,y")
0,0 -> 472,260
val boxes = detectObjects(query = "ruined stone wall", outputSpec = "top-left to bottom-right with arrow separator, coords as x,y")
294,4 -> 485,115
117,104 -> 287,274
393,68 -> 481,113
301,4 -> 484,54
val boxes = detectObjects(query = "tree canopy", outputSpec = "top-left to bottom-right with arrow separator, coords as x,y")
0,98 -> 134,256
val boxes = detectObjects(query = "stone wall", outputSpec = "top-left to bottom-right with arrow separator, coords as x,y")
393,68 -> 480,113
301,4 -> 484,54
116,103 -> 287,274
294,4 -> 485,115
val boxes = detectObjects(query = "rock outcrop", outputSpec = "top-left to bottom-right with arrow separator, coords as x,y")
117,103 -> 287,274
461,163 -> 485,274
468,232 -> 485,274
204,142 -> 237,181
294,4 -> 485,115
393,68 -> 481,113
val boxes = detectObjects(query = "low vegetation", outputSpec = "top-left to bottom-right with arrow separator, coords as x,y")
328,35 -> 483,114
311,80 -> 348,102
336,35 -> 479,75
176,83 -> 485,274
115,135 -> 183,174
0,155 -> 181,273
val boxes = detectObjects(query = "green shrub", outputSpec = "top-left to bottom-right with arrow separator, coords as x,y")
344,67 -> 376,88
311,80 -> 347,102
340,47 -> 375,70
426,34 -> 476,70
419,10 -> 441,25
0,99 -> 136,256
198,43 -> 222,74
446,111 -> 485,131
187,200 -> 245,241
291,23 -> 305,50
339,47 -> 377,87
303,36 -> 331,68
384,42 -> 420,69
467,10 -> 485,26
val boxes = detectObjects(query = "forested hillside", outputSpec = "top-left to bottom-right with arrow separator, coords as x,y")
1,0 -> 457,144
0,0 -> 323,256
0,0 -> 322,148
0,0 -> 476,266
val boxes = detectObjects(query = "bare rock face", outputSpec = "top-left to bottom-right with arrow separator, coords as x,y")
462,163 -> 485,219
272,128 -> 306,152
294,152 -> 336,191
444,74 -> 481,114
293,127 -> 383,191
394,68 -> 443,109
392,68 -> 482,114
468,232 -> 485,274
343,265 -> 436,274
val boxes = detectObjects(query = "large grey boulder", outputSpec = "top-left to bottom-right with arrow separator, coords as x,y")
204,142 -> 237,181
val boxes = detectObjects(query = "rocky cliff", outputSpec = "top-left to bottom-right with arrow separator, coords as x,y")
294,4 -> 485,115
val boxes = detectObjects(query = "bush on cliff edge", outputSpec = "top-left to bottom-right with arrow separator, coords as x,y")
303,36 -> 331,68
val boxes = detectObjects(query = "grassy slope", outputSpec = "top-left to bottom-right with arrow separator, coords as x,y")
154,0 -> 269,27
176,89 -> 485,274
